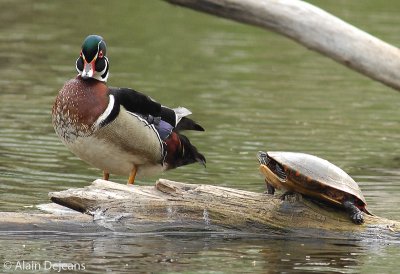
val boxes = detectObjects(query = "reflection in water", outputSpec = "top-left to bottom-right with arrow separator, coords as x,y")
0,233 -> 389,273
0,0 -> 399,273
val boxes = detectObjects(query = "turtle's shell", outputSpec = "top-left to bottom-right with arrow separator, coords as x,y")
266,152 -> 367,206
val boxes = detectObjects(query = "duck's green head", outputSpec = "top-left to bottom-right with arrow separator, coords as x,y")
76,35 -> 109,82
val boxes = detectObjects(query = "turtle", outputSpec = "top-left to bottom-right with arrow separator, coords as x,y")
257,151 -> 372,224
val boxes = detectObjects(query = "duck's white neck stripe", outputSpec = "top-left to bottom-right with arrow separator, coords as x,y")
94,94 -> 115,128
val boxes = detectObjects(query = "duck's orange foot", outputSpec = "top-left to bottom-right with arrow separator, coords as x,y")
103,171 -> 110,181
127,166 -> 137,185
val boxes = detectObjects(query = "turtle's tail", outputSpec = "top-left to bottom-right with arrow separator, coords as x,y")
363,207 -> 374,216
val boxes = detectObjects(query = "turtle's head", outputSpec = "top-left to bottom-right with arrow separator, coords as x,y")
257,151 -> 270,166
257,151 -> 287,183
76,35 -> 109,82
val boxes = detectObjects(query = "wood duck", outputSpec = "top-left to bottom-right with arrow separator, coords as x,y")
52,35 -> 206,184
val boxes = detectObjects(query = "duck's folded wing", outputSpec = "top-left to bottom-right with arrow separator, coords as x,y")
109,87 -> 162,117
108,87 -> 203,131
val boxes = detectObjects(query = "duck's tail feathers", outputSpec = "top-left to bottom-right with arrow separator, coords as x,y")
161,106 -> 204,130
173,107 -> 192,123
173,107 -> 204,131
175,117 -> 205,132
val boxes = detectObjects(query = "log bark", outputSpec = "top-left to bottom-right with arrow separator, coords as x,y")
39,179 -> 399,240
163,0 -> 400,92
1,179 -> 398,240
0,206 -> 106,234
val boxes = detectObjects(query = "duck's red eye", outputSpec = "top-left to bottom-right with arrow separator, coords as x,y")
98,50 -> 104,59
80,51 -> 82,57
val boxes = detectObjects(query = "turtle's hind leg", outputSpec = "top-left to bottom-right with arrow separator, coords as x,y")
279,191 -> 294,200
343,200 -> 364,224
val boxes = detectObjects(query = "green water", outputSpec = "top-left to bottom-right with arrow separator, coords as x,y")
0,0 -> 399,273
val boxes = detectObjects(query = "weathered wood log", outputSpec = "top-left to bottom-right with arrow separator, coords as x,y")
163,0 -> 400,92
1,179 -> 398,240
41,179 -> 398,240
0,206 -> 107,234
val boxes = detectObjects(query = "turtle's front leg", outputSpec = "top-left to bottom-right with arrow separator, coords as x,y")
343,200 -> 364,224
265,179 -> 275,195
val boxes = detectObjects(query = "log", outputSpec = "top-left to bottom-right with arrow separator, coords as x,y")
1,179 -> 398,240
0,205 -> 107,234
163,0 -> 400,92
32,179 -> 399,240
